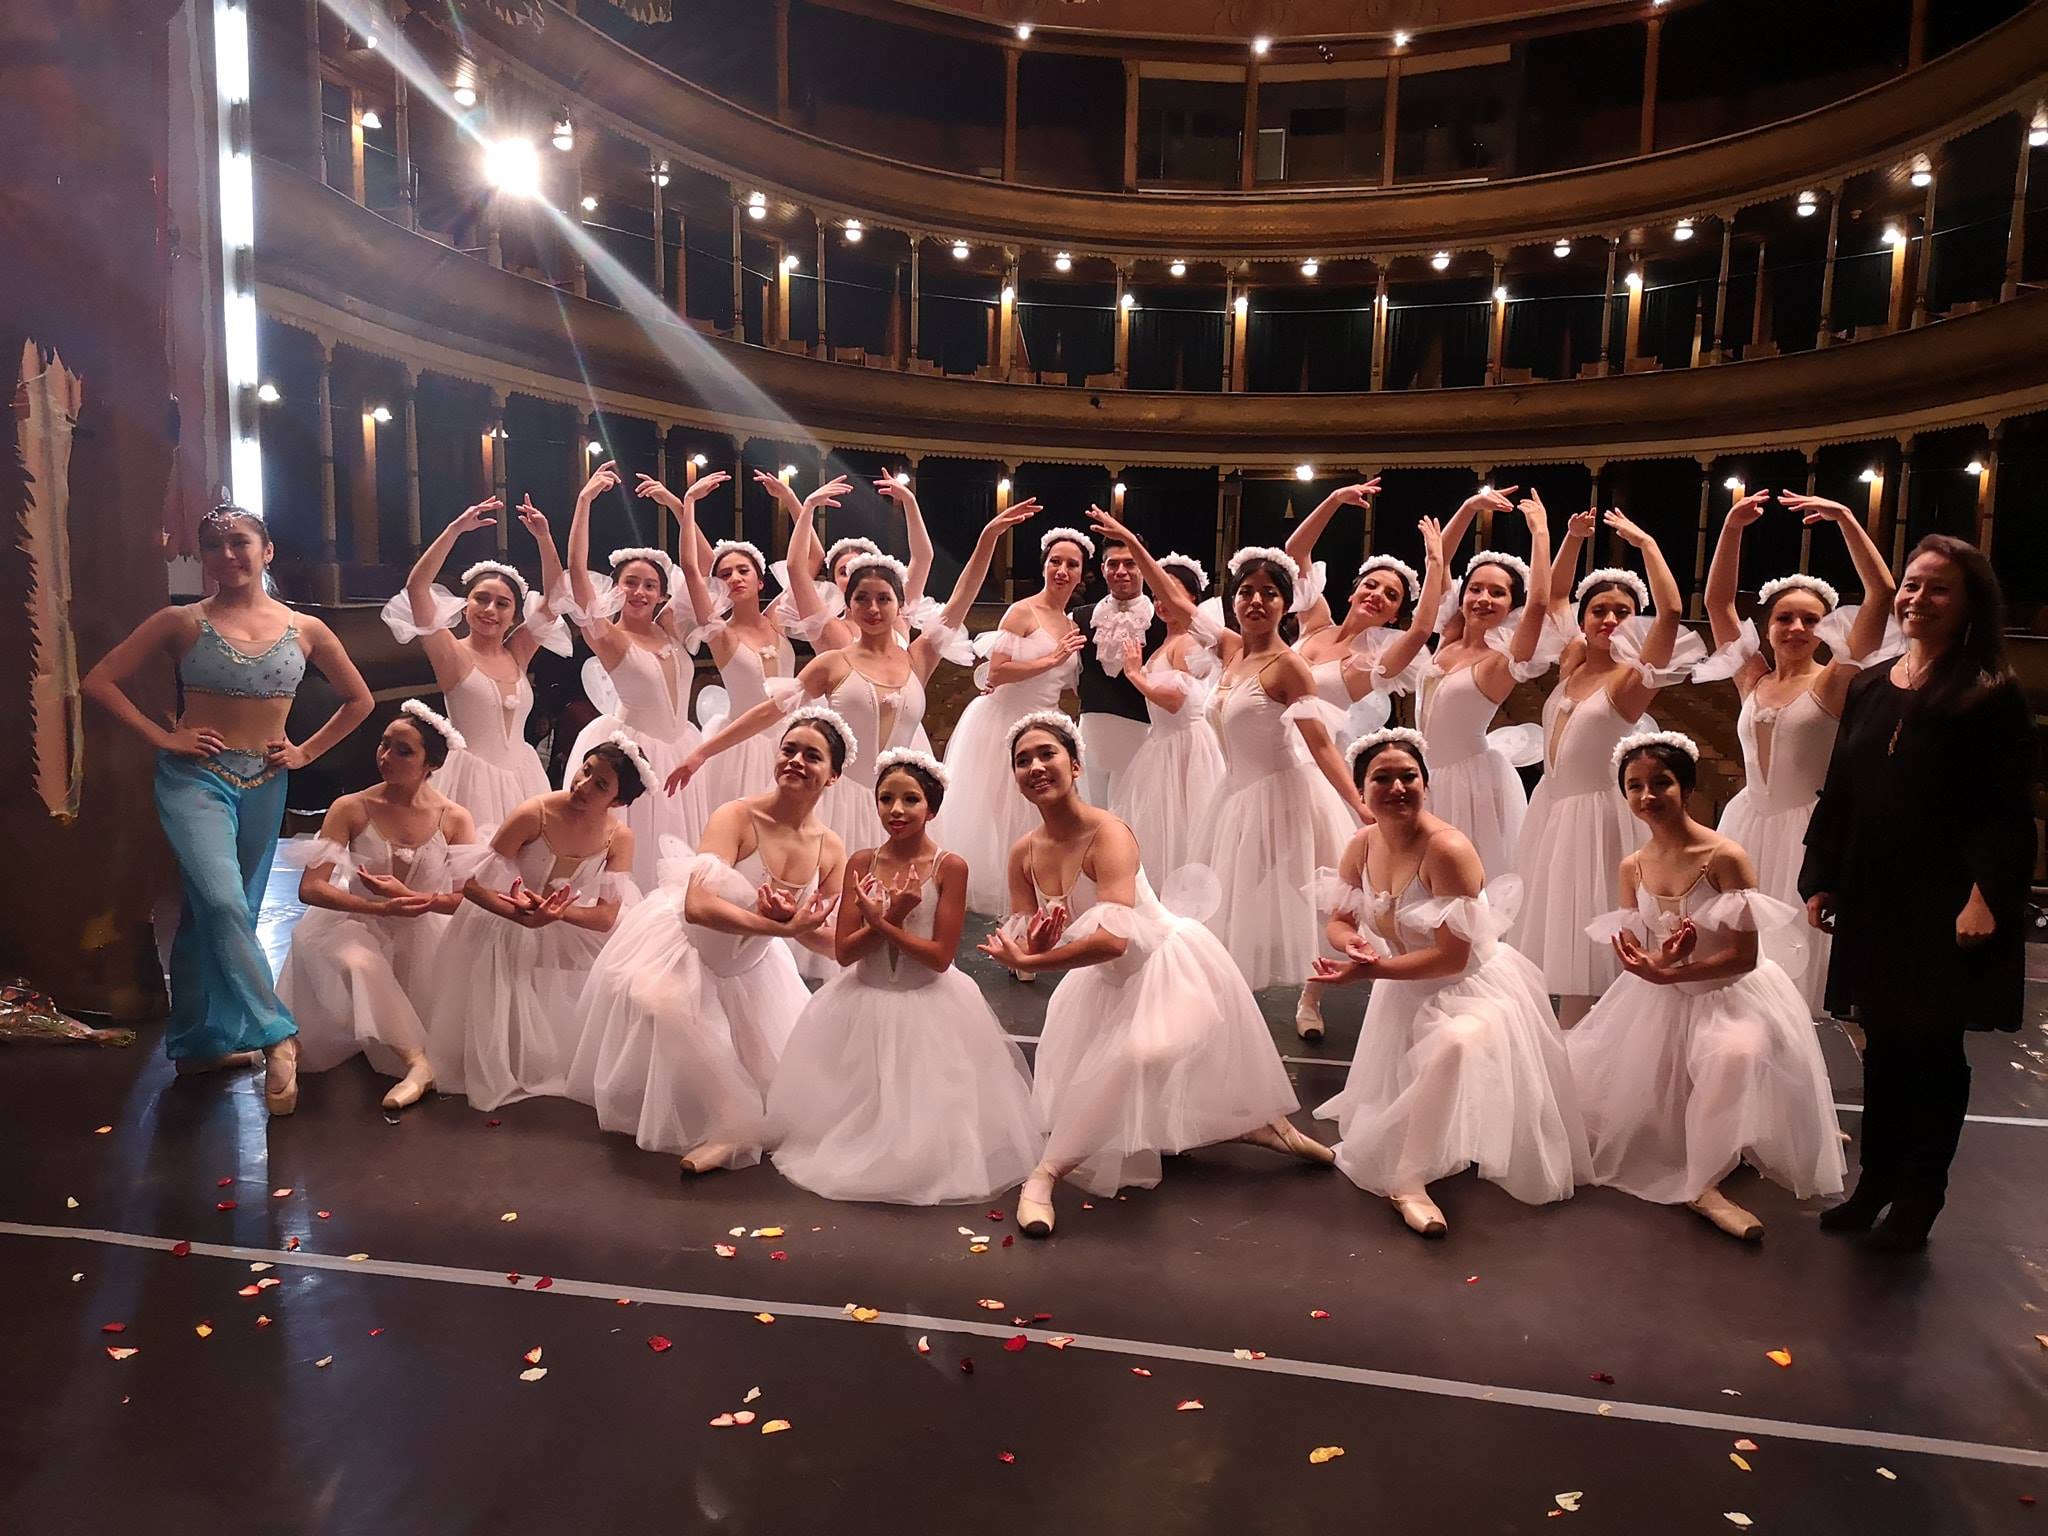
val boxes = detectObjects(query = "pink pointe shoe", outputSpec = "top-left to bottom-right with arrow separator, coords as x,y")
1018,1168 -> 1058,1238
264,1036 -> 300,1117
381,1057 -> 434,1111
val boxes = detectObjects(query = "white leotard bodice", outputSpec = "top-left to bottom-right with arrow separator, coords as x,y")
1734,686 -> 1837,817
441,665 -> 535,768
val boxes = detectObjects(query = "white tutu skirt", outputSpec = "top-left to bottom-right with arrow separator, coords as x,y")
1509,784 -> 1643,995
1035,898 -> 1301,1196
1427,748 -> 1528,884
563,714 -> 708,892
1717,792 -> 1828,1015
1192,765 -> 1353,990
942,690 -> 1051,915
568,884 -> 810,1168
436,744 -> 550,828
277,907 -> 444,1078
1314,946 -> 1588,1203
767,967 -> 1043,1204
1112,729 -> 1225,888
1567,962 -> 1846,1204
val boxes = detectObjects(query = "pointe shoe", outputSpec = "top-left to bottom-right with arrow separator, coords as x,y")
1688,1188 -> 1764,1242
1009,968 -> 1037,985
263,1037 -> 300,1117
1294,986 -> 1326,1043
381,1060 -> 434,1111
1240,1119 -> 1337,1167
679,1143 -> 737,1176
175,1050 -> 263,1076
1390,1192 -> 1449,1237
1018,1170 -> 1057,1239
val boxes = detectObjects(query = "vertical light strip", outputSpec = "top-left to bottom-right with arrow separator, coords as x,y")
215,0 -> 263,517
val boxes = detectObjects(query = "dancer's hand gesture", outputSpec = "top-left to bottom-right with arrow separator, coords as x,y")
1517,488 -> 1548,530
785,889 -> 836,937
1084,502 -> 1137,549
451,497 -> 501,536
1319,480 -> 1382,515
633,474 -> 683,512
578,461 -> 620,503
1566,507 -> 1597,541
1458,484 -> 1516,521
1725,489 -> 1772,528
804,475 -> 853,516
1026,901 -> 1068,954
514,495 -> 547,541
1777,492 -> 1853,528
664,755 -> 701,796
1312,955 -> 1369,986
1603,508 -> 1652,549
873,475 -> 920,515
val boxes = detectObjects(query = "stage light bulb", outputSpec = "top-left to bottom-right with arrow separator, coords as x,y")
1625,269 -> 1644,291
1169,260 -> 1186,277
1294,463 -> 1314,481
1251,36 -> 1271,55
1120,292 -> 1135,308
256,382 -> 280,404
1553,240 -> 1571,257
580,195 -> 598,212
1054,252 -> 1072,272
1300,259 -> 1319,277
1430,250 -> 1450,271
953,241 -> 970,259
482,138 -> 542,197
452,84 -> 477,108
1966,460 -> 1986,476
359,109 -> 382,130
1015,23 -> 1031,40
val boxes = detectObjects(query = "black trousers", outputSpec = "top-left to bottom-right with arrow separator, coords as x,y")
1854,1003 -> 1972,1211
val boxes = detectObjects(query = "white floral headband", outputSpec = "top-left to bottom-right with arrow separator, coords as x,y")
842,552 -> 911,591
874,746 -> 950,790
1157,552 -> 1209,593
823,536 -> 884,575
1040,526 -> 1097,559
592,730 -> 657,791
460,559 -> 530,601
1226,546 -> 1313,613
399,698 -> 468,753
1345,726 -> 1429,774
1464,550 -> 1531,588
785,704 -> 860,773
1574,567 -> 1651,611
1756,573 -> 1840,613
1611,729 -> 1700,769
709,539 -> 769,578
609,547 -> 676,589
1006,708 -> 1082,757
1356,554 -> 1420,603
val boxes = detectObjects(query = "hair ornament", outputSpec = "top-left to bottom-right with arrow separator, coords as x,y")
1006,708 -> 1082,756
459,559 -> 530,601
1040,526 -> 1097,559
842,552 -> 910,592
1755,573 -> 1841,613
1574,566 -> 1651,611
785,704 -> 860,772
709,539 -> 769,579
399,698 -> 468,753
595,730 -> 657,790
1157,552 -> 1209,592
822,536 -> 884,575
1345,725 -> 1430,774
1463,549 -> 1531,587
608,547 -> 676,588
874,746 -> 949,789
1611,729 -> 1700,769
1356,553 -> 1421,602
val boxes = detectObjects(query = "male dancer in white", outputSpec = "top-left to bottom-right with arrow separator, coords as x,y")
1076,537 -> 1166,807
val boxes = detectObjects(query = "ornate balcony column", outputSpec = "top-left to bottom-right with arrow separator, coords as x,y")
400,364 -> 423,555
650,156 -> 666,304
1749,239 -> 1770,356
1002,46 -> 1020,183
488,390 -> 510,555
1975,423 -> 2002,555
773,0 -> 792,125
1380,58 -> 1401,188
999,255 -> 1019,379
1709,216 -> 1734,363
348,89 -> 367,206
2004,112 -> 2033,301
1487,254 -> 1507,385
304,0 -> 326,185
1598,237 -> 1619,377
908,237 -> 922,366
1909,0 -> 1930,69
814,219 -> 826,351
1122,61 -> 1140,191
1796,448 -> 1821,572
1640,14 -> 1663,155
1216,468 -> 1240,578
1911,167 -> 1939,327
1370,265 -> 1389,390
997,466 -> 1017,600
654,427 -> 671,555
1690,457 -> 1713,619
1114,264 -> 1131,382
1889,436 -> 1918,569
393,76 -> 415,230
730,198 -> 746,344
673,209 -> 687,316
314,338 -> 340,602
1240,60 -> 1261,192
1817,183 -> 1843,348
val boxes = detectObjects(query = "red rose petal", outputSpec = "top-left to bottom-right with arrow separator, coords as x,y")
1309,1309 -> 1330,1320
170,1240 -> 192,1257
769,1251 -> 788,1262
506,1273 -> 521,1285
216,1177 -> 234,1188
237,1285 -> 262,1297
255,1314 -> 272,1328
647,1336 -> 674,1354
1589,1372 -> 1615,1384
215,1201 -> 238,1212
1131,1368 -> 1152,1377
316,1211 -> 332,1220
1002,1334 -> 1029,1353
615,1298 -> 632,1307
1032,1313 -> 1052,1323
1001,1235 -> 1015,1248
987,1211 -> 1006,1223
286,1237 -> 301,1251
959,1358 -> 974,1375
534,1277 -> 554,1291
100,1322 -> 126,1334
368,1328 -> 384,1337
998,1451 -> 1016,1464
1465,1274 -> 1479,1285
485,1119 -> 502,1128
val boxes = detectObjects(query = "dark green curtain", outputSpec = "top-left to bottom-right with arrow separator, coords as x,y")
1245,292 -> 1372,391
1830,248 -> 1892,332
822,255 -> 895,354
918,290 -> 994,376
1385,295 -> 1490,389
1641,279 -> 1704,368
1017,287 -> 1115,384
1127,302 -> 1226,391
1502,293 -> 1604,380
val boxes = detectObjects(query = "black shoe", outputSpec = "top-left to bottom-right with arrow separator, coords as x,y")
1864,1199 -> 1938,1254
1818,1181 -> 1893,1234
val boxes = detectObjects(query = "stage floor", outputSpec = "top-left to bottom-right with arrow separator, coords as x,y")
2,861 -> 2045,1534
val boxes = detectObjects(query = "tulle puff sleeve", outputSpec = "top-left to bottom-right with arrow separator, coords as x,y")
596,872 -> 643,908
1308,866 -> 1365,920
1692,888 -> 1808,977
1584,906 -> 1648,944
1063,899 -> 1174,962
521,591 -> 572,656
1408,876 -> 1523,948
1691,619 -> 1760,685
380,585 -> 465,644
1352,627 -> 1426,697
913,604 -> 975,667
464,849 -> 524,896
1609,616 -> 1709,689
766,561 -> 844,645
443,836 -> 502,890
1299,559 -> 1329,614
1817,604 -> 1905,670
1484,607 -> 1569,682
277,835 -> 357,880
1281,696 -> 1351,736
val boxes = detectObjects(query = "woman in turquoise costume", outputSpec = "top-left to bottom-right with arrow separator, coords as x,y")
84,504 -> 372,1113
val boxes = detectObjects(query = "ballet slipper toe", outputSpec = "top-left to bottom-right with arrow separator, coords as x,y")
380,1063 -> 434,1111
1018,1171 -> 1057,1238
1294,994 -> 1326,1043
1390,1192 -> 1449,1237
1688,1189 -> 1764,1242
1241,1120 -> 1336,1167
679,1143 -> 737,1176
263,1037 -> 300,1117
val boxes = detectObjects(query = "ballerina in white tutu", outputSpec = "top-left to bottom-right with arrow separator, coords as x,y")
278,702 -> 480,1111
569,712 -> 847,1175
668,501 -> 1032,957
1509,507 -> 1702,1024
1569,732 -> 1845,1239
424,740 -> 644,1111
1308,728 -> 1589,1236
1108,553 -> 1227,886
769,749 -> 1043,1204
1699,490 -> 1898,1015
559,460 -> 714,890
978,712 -> 1332,1238
943,525 -> 1090,913
768,471 -> 936,654
1417,492 -> 1566,880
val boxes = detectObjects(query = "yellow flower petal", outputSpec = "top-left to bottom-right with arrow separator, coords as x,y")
1308,1446 -> 1346,1466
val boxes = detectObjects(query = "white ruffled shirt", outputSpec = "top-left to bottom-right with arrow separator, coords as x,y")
1089,594 -> 1155,676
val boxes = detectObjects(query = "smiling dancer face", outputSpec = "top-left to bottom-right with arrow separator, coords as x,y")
1756,585 -> 1829,667
775,720 -> 843,801
1102,542 -> 1142,602
461,572 -> 521,645
1347,566 -> 1409,630
1355,739 -> 1430,824
1617,741 -> 1695,829
876,764 -> 942,843
196,508 -> 273,593
613,557 -> 669,625
1042,537 -> 1088,602
1011,723 -> 1082,809
1578,581 -> 1638,653
1460,561 -> 1524,633
1229,558 -> 1295,645
713,547 -> 766,612
847,567 -> 903,639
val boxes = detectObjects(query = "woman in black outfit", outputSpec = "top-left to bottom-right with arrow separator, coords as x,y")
1800,534 -> 2035,1251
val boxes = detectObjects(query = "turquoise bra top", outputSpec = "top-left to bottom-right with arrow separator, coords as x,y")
178,615 -> 307,699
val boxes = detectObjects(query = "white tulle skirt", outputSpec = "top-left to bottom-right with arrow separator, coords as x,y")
562,714 -> 708,892
1427,748 -> 1528,885
943,692 -> 1052,914
1192,764 -> 1354,990
1034,892 -> 1301,1196
767,967 -> 1043,1204
567,882 -> 810,1168
1717,793 -> 1829,1015
1567,962 -> 1846,1204
424,904 -> 615,1112
278,907 -> 446,1078
437,745 -> 550,828
1509,784 -> 1643,995
1112,729 -> 1226,888
1315,944 -> 1588,1204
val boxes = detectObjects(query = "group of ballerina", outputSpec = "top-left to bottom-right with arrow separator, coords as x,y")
88,458 -> 1916,1243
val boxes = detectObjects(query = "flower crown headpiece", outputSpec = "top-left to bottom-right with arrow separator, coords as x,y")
708,539 -> 769,578
785,704 -> 860,772
1345,726 -> 1430,774
593,730 -> 657,790
200,502 -> 264,535
1463,549 -> 1531,588
874,746 -> 950,789
1611,729 -> 1700,769
1157,552 -> 1209,593
1356,553 -> 1421,603
1574,566 -> 1651,611
1040,526 -> 1097,558
1226,546 -> 1313,613
609,547 -> 676,589
1756,573 -> 1840,614
842,552 -> 911,591
1007,708 -> 1082,756
399,698 -> 468,753
822,536 -> 884,576
459,559 -> 530,601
